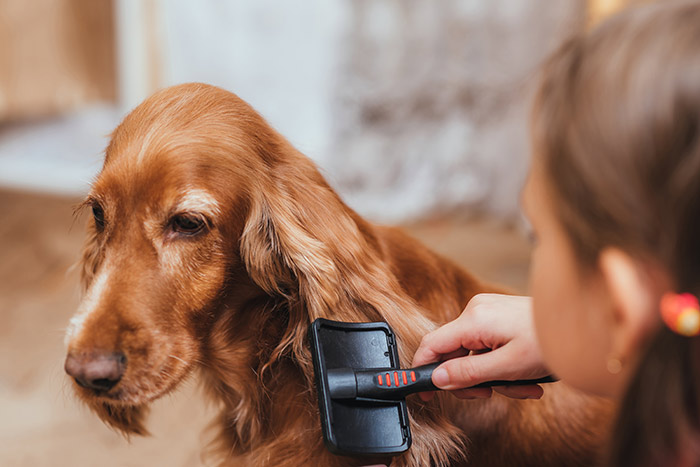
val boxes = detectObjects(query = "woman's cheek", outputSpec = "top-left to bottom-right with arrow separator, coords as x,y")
531,246 -> 614,396
529,243 -> 582,384
530,249 -> 560,364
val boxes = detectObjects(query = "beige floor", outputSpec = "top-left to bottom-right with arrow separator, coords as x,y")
0,188 -> 531,466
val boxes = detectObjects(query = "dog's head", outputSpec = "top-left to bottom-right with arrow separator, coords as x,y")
64,83 -> 439,441
64,84 -> 262,433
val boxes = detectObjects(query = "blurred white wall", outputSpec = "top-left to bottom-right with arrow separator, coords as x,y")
158,0 -> 346,165
327,1 -> 583,221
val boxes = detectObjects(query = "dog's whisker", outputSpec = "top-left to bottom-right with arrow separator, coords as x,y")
168,354 -> 188,365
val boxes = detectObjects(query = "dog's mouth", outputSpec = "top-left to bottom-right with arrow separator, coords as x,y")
74,379 -> 121,398
74,382 -> 130,402
69,354 -> 192,406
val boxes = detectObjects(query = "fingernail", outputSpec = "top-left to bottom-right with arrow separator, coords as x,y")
433,367 -> 449,387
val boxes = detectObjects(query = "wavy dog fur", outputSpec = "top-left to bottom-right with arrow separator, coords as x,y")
65,83 -> 611,466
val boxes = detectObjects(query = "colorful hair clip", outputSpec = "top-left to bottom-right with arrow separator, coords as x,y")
660,292 -> 700,337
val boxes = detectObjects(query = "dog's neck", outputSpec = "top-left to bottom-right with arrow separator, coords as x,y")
197,275 -> 313,453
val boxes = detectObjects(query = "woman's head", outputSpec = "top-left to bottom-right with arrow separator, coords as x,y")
525,1 -> 700,463
533,1 -> 700,274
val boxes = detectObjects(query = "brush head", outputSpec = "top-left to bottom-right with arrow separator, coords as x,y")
309,318 -> 411,457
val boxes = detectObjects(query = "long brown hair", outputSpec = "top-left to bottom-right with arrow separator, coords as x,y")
532,1 -> 700,465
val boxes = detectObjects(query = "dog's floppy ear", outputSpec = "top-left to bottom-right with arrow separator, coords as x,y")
240,151 -> 361,315
242,155 -> 366,325
240,145 -> 436,368
240,151 -> 367,372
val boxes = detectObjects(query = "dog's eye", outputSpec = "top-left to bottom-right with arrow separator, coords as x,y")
92,204 -> 105,229
171,214 -> 206,235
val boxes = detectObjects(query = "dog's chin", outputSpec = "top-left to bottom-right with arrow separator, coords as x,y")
90,398 -> 150,436
69,382 -> 148,436
73,372 -> 187,437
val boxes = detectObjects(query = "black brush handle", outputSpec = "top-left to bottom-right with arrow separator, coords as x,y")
327,362 -> 557,401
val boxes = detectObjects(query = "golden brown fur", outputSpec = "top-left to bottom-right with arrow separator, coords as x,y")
64,83 -> 611,466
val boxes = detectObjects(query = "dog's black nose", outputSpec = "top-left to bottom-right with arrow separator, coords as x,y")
65,351 -> 127,392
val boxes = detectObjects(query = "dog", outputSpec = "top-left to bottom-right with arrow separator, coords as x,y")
64,83 -> 611,466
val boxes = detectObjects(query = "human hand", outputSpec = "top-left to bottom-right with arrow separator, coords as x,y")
412,293 -> 550,401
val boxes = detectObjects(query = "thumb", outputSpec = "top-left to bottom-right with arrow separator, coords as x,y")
431,347 -> 522,390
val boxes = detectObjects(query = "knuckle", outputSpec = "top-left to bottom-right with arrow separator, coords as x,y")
466,304 -> 488,326
467,293 -> 486,309
470,293 -> 497,306
465,294 -> 494,318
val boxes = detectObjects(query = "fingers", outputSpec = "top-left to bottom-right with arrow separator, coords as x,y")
418,385 -> 543,401
417,347 -> 546,402
450,384 -> 543,400
416,349 -> 469,401
412,313 -> 487,367
412,293 -> 547,402
431,345 -> 522,390
412,293 -> 518,368
494,385 -> 544,399
439,347 -> 470,362
450,387 -> 493,399
412,317 -> 470,367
